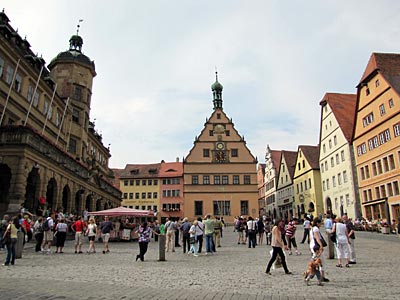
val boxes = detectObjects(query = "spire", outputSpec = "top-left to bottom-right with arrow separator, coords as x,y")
69,19 -> 84,52
211,71 -> 223,110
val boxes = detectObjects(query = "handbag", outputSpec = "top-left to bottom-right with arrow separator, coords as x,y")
189,236 -> 196,244
330,232 -> 336,243
320,235 -> 327,247
2,226 -> 11,246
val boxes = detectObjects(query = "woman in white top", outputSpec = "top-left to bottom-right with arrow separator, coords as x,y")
55,219 -> 68,253
188,220 -> 200,256
309,218 -> 329,282
265,219 -> 292,275
86,218 -> 97,254
332,217 -> 351,268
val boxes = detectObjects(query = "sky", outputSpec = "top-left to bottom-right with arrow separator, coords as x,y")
3,1 -> 400,168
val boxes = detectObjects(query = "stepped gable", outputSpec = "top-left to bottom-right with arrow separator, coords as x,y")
320,93 -> 357,143
299,145 -> 320,170
359,53 -> 400,95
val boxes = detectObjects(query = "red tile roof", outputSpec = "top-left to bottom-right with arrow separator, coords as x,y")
298,145 -> 320,170
281,150 -> 297,179
359,53 -> 400,89
159,162 -> 183,177
271,150 -> 282,171
112,163 -> 161,179
320,93 -> 357,143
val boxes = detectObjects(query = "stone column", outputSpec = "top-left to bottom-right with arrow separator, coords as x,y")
7,157 -> 27,213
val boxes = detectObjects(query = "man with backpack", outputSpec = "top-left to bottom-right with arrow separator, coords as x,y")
41,212 -> 55,254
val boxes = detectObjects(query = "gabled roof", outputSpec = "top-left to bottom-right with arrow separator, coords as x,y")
298,145 -> 320,170
359,53 -> 400,96
112,163 -> 161,179
320,93 -> 357,143
281,150 -> 297,179
271,150 -> 282,171
159,162 -> 183,177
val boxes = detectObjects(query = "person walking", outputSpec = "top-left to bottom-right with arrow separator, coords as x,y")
100,216 -> 113,254
135,222 -> 156,261
86,218 -> 97,254
343,214 -> 357,264
331,217 -> 351,268
55,218 -> 68,253
310,218 -> 329,282
301,217 -> 311,244
164,218 -> 176,252
2,216 -> 19,266
265,219 -> 292,275
257,217 -> 265,245
285,219 -> 300,255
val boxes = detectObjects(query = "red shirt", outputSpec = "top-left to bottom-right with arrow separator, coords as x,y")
72,220 -> 85,232
23,219 -> 31,231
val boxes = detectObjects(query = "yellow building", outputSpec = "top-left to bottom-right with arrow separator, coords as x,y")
353,53 -> 400,222
183,74 -> 258,223
293,145 -> 324,219
114,164 -> 161,213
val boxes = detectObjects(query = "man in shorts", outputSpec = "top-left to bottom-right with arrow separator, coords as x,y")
71,216 -> 86,254
100,216 -> 113,254
41,212 -> 55,254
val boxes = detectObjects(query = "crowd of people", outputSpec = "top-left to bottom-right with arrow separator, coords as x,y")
2,206 -> 399,287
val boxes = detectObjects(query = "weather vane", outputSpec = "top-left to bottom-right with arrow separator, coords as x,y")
77,19 -> 84,35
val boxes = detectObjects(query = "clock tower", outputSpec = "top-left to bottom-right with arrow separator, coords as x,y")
183,73 -> 259,223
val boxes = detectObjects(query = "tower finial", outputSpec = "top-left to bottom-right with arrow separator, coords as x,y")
76,19 -> 84,35
215,66 -> 218,81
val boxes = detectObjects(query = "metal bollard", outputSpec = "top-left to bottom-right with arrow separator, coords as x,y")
16,231 -> 24,259
158,234 -> 166,261
326,232 -> 335,259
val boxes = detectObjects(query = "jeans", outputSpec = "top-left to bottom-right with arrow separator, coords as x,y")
248,231 -> 256,248
138,242 -> 148,261
266,246 -> 290,273
205,233 -> 213,253
196,235 -> 203,253
5,238 -> 17,265
182,233 -> 190,253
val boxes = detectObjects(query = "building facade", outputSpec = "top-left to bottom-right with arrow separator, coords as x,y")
183,74 -> 259,223
115,163 -> 160,213
0,11 -> 120,216
264,146 -> 281,219
276,150 -> 297,219
257,163 -> 266,216
353,53 -> 400,222
293,145 -> 323,219
319,93 -> 361,220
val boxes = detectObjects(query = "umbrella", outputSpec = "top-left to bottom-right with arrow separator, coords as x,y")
88,206 -> 154,217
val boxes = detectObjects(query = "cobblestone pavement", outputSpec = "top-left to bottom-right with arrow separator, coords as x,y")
0,227 -> 399,300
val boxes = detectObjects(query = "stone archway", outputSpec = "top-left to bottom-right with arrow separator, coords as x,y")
25,166 -> 41,213
96,198 -> 102,211
62,185 -> 71,213
75,189 -> 84,216
85,194 -> 93,212
46,178 -> 57,211
326,197 -> 332,214
0,164 -> 12,214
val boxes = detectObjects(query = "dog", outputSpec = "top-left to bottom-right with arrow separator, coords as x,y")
304,257 -> 323,286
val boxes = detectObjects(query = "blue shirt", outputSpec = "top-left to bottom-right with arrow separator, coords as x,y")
324,218 -> 333,230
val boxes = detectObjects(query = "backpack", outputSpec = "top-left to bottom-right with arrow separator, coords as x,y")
42,218 -> 50,231
235,220 -> 241,230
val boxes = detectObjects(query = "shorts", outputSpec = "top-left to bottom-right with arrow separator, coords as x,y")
102,233 -> 110,243
75,232 -> 83,245
88,236 -> 95,242
44,230 -> 53,242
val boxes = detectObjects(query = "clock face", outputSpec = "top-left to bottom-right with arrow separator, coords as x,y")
215,151 -> 226,162
216,142 -> 225,150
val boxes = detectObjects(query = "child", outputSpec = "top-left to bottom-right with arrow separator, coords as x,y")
304,257 -> 323,286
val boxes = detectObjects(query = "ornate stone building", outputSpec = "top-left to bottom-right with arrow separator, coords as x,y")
0,11 -> 120,215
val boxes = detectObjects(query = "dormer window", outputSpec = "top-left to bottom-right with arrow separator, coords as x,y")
130,169 -> 139,175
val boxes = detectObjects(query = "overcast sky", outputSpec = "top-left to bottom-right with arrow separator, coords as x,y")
3,1 -> 400,168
